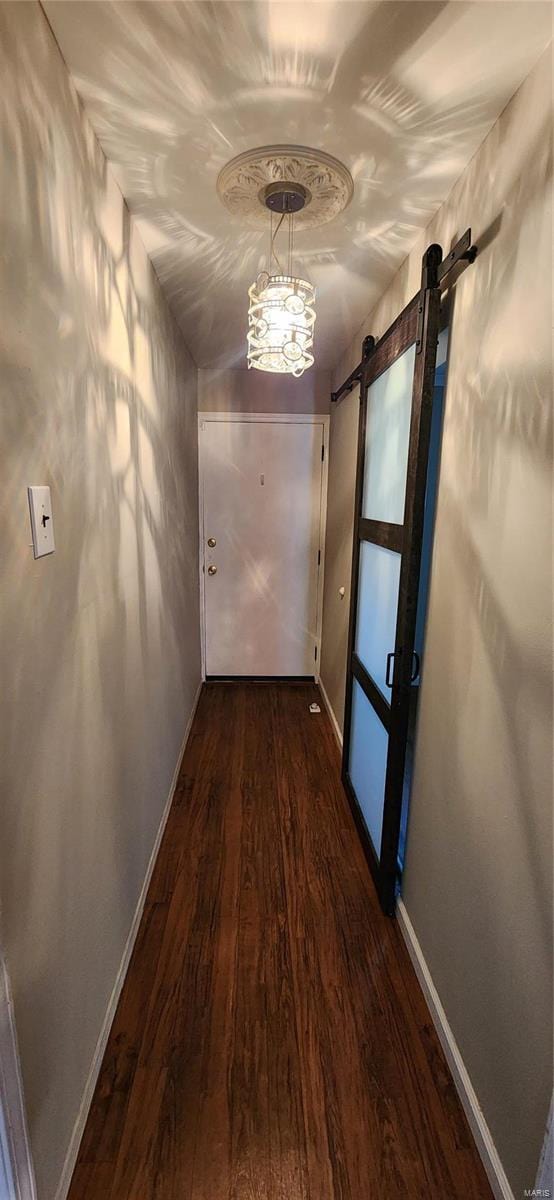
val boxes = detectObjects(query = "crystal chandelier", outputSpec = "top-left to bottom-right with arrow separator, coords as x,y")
247,183 -> 315,378
217,146 -> 354,377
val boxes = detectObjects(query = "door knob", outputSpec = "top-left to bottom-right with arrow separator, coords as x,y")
207,537 -> 216,548
207,564 -> 217,575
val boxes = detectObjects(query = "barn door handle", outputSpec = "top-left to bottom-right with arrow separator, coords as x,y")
386,650 -> 420,687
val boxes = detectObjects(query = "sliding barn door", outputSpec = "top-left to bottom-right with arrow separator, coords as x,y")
342,245 -> 442,915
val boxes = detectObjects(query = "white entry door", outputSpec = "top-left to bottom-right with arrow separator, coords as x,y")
200,415 -> 326,677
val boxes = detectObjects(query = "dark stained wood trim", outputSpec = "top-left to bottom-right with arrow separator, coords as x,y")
332,235 -> 476,407
342,242 -> 444,918
342,293 -> 417,815
378,249 -> 442,916
342,769 -> 382,884
351,653 -> 391,732
363,295 -> 419,387
359,518 -> 404,553
332,295 -> 418,407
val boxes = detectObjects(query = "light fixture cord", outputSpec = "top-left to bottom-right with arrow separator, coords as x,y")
270,211 -> 286,274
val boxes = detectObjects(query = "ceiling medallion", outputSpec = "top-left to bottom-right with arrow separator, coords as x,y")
217,144 -> 354,231
218,147 -> 353,378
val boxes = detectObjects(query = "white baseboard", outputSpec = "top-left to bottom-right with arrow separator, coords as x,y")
0,956 -> 37,1200
55,680 -> 203,1200
396,899 -> 514,1200
318,676 -> 343,749
536,1095 -> 553,1191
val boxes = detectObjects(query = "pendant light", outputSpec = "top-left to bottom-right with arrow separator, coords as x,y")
247,183 -> 315,378
216,145 -> 354,380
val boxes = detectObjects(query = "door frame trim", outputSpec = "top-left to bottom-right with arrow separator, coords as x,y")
0,950 -> 37,1200
197,411 -> 330,681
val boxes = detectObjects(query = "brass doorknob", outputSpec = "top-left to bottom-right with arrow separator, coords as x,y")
207,564 -> 217,576
207,537 -> 216,548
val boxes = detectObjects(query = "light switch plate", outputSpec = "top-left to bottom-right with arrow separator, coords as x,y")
28,486 -> 55,558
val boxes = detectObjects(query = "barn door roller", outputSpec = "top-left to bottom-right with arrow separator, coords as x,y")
331,228 -> 477,402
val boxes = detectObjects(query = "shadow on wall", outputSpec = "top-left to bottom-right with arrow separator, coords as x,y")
432,111 -> 553,944
38,0 -> 548,368
405,84 -> 552,1191
419,105 -> 553,919
0,7 -> 199,1197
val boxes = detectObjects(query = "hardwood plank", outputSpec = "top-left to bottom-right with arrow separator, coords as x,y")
272,684 -> 489,1199
108,1067 -> 167,1200
77,900 -> 169,1166
228,687 -> 308,1200
68,681 -> 493,1200
182,689 -> 245,1200
140,685 -> 241,1199
68,1162 -> 114,1200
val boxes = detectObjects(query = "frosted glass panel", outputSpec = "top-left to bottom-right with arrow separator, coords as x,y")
363,343 -> 415,524
349,679 -> 389,856
355,541 -> 400,696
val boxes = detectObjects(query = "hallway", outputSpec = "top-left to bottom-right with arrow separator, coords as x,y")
69,683 -> 492,1199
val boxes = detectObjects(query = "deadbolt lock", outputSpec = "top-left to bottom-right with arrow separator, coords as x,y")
207,537 -> 216,548
207,564 -> 217,575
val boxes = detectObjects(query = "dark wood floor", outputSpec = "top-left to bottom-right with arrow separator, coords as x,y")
69,682 -> 492,1199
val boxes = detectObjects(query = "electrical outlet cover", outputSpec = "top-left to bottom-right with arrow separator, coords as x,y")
28,486 -> 55,558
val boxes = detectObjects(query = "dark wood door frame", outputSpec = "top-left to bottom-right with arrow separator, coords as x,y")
339,234 -> 477,916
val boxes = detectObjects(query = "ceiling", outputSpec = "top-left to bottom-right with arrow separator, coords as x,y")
44,1 -> 551,371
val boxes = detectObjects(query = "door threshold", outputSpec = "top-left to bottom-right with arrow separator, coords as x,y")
205,675 -> 316,683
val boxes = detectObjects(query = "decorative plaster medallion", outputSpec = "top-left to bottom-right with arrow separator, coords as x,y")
217,145 -> 354,230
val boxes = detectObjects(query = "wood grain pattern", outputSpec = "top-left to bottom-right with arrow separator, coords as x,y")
68,682 -> 492,1200
363,295 -> 419,387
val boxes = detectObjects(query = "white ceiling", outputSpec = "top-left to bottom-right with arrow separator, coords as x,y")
45,1 -> 551,370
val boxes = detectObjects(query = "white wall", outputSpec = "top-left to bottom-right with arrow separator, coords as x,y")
321,47 -> 553,1198
198,367 -> 331,414
0,5 -> 201,1197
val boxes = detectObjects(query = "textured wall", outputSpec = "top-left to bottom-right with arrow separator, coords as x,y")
0,5 -> 201,1198
321,48 -> 552,1196
198,367 -> 331,414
